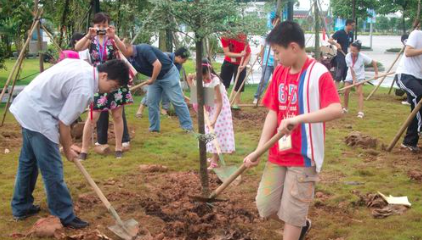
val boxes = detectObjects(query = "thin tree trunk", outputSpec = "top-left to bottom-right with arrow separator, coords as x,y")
195,0 -> 209,197
314,0 -> 320,60
402,10 -> 406,34
196,37 -> 209,196
59,0 -> 70,48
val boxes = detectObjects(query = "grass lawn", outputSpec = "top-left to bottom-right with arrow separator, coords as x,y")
0,63 -> 421,239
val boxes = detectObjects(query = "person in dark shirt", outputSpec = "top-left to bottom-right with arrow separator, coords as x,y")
122,44 -> 193,132
329,19 -> 355,88
136,47 -> 190,117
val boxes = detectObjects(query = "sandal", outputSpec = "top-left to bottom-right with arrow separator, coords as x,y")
78,152 -> 88,161
357,112 -> 364,118
207,160 -> 219,170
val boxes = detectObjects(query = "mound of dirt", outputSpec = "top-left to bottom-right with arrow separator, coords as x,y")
139,164 -> 169,173
344,131 -> 378,149
138,171 -> 259,240
408,170 -> 422,181
28,216 -> 63,238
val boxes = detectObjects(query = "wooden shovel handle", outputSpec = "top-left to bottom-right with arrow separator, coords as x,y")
129,81 -> 149,92
73,160 -> 112,209
211,130 -> 286,198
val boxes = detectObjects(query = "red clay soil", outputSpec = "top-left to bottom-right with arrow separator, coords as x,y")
74,171 -> 261,240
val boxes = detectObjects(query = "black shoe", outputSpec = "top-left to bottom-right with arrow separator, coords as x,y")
401,143 -> 420,153
78,152 -> 88,161
299,218 -> 312,240
13,205 -> 41,221
62,217 -> 89,229
115,151 -> 123,159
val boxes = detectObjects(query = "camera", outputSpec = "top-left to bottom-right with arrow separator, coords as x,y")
96,29 -> 106,35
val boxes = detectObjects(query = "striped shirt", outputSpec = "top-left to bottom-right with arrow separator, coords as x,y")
262,58 -> 340,172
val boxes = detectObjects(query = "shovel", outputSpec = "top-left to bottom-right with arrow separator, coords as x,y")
204,108 -> 239,183
73,160 -> 139,240
190,129 -> 287,203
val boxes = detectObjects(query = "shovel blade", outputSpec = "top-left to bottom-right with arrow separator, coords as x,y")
108,219 -> 139,240
213,166 -> 241,184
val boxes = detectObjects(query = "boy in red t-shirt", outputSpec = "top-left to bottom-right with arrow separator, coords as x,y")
220,33 -> 251,109
243,21 -> 343,240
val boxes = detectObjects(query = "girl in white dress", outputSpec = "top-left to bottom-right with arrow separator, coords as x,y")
187,59 -> 235,169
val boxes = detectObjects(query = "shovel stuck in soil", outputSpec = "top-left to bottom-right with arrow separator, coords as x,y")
191,130 -> 288,203
73,160 -> 139,240
204,108 -> 239,183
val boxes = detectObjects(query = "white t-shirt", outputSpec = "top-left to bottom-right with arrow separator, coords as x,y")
10,59 -> 98,144
345,52 -> 372,81
396,30 -> 422,79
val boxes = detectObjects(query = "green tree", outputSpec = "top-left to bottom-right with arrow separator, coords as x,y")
378,0 -> 419,34
148,0 -> 265,195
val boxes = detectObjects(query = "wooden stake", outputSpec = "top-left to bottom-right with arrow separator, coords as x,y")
366,48 -> 404,100
1,55 -> 25,126
338,72 -> 395,92
387,97 -> 422,152
0,11 -> 42,106
228,45 -> 248,102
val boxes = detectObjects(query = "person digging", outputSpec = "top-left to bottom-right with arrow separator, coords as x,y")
243,21 -> 343,240
9,58 -> 129,229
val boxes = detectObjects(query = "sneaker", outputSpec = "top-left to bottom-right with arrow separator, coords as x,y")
342,108 -> 348,114
402,101 -> 411,106
299,218 -> 312,240
62,217 -> 89,229
357,112 -> 364,118
149,130 -> 160,133
94,142 -> 100,146
253,98 -> 258,104
122,142 -> 130,151
401,143 -> 420,153
13,205 -> 41,221
115,151 -> 123,159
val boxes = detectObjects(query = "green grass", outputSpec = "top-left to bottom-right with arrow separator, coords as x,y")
0,59 -> 53,87
1,68 -> 422,239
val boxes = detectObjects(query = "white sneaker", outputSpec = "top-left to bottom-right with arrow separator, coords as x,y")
357,112 -> 364,118
122,142 -> 130,151
342,108 -> 348,113
402,101 -> 411,106
253,98 -> 258,104
95,142 -> 100,146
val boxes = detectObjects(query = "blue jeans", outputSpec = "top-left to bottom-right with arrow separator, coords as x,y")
254,65 -> 274,99
147,66 -> 193,131
11,128 -> 75,224
141,91 -> 171,111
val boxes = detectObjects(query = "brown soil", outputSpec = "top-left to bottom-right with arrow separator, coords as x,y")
0,123 -> 22,149
72,170 -> 261,240
408,170 -> 422,181
232,108 -> 267,130
344,131 -> 378,149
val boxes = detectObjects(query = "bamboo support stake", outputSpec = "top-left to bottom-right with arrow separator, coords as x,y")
0,11 -> 42,106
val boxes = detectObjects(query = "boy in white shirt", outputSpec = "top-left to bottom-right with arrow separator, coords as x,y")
396,28 -> 422,152
343,40 -> 378,118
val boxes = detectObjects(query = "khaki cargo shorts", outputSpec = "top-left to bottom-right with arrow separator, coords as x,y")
255,162 -> 319,227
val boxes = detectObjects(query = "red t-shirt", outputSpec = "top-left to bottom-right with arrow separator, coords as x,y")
262,58 -> 340,167
221,35 -> 251,65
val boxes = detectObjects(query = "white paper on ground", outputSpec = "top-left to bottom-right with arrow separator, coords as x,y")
378,191 -> 412,207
